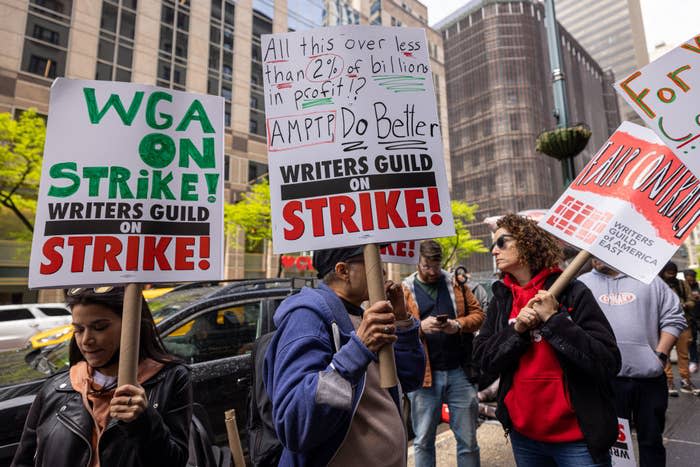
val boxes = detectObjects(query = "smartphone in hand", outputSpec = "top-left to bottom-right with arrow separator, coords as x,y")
436,314 -> 449,324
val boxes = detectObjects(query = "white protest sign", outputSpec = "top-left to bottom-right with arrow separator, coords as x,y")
29,79 -> 225,288
380,241 -> 419,265
610,418 -> 637,467
615,34 -> 700,173
539,121 -> 700,283
262,25 -> 454,254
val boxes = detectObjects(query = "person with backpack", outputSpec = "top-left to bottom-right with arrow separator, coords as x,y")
263,246 -> 425,467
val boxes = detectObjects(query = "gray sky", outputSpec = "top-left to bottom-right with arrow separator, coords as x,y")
423,0 -> 699,55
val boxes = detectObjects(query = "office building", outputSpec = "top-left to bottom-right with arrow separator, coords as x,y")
437,0 -> 620,275
555,0 -> 648,124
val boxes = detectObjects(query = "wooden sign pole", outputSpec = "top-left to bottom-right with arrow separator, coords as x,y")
363,244 -> 398,388
117,283 -> 143,387
225,409 -> 246,467
548,250 -> 591,298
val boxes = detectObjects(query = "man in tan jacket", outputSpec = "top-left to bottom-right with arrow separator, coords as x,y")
403,240 -> 485,467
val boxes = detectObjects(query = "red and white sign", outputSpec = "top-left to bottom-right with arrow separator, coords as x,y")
539,122 -> 700,283
615,34 -> 700,174
380,241 -> 419,265
262,26 -> 454,253
610,418 -> 636,467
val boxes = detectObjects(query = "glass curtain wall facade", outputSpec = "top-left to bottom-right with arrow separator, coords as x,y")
95,0 -> 137,82
208,0 -> 235,127
157,0 -> 190,90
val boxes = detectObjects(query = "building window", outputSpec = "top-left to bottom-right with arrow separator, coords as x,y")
248,160 -> 268,182
250,5 -> 272,137
95,0 -> 136,82
157,0 -> 190,90
21,0 -> 72,79
209,0 -> 235,127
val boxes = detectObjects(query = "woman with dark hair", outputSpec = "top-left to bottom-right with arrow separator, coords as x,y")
473,214 -> 621,467
12,286 -> 192,467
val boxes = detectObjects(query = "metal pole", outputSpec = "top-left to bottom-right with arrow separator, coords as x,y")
543,0 -> 576,185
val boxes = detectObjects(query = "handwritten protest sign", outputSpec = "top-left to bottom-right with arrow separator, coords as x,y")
610,418 -> 637,467
262,25 -> 454,253
539,121 -> 700,283
380,241 -> 419,265
615,34 -> 700,172
29,79 -> 225,288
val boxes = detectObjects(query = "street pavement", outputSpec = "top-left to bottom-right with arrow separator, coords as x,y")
407,364 -> 700,466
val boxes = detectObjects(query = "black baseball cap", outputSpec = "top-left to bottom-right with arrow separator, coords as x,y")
313,246 -> 365,279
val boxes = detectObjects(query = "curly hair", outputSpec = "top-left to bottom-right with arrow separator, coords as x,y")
496,213 -> 562,274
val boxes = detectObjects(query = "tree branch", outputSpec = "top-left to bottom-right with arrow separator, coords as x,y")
0,193 -> 34,232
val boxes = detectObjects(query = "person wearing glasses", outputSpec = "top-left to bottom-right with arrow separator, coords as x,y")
264,246 -> 425,467
473,214 -> 621,467
12,287 -> 192,467
402,240 -> 485,467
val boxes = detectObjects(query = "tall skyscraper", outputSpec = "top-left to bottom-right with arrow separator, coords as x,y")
555,0 -> 649,124
437,0 -> 620,275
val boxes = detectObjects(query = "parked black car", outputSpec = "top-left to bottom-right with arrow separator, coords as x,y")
0,278 -> 313,465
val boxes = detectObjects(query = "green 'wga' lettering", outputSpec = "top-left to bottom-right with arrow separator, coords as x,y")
83,87 -> 144,125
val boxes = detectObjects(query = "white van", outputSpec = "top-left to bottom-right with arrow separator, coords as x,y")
0,304 -> 71,351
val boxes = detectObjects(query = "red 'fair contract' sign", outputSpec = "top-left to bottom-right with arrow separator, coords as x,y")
615,34 -> 700,173
539,122 -> 700,284
29,79 -> 225,288
262,25 -> 454,253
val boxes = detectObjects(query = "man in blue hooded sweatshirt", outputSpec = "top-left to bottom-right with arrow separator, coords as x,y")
263,246 -> 426,466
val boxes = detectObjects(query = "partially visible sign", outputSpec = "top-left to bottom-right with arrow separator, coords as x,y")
539,122 -> 700,283
29,79 -> 225,288
280,254 -> 314,271
615,34 -> 700,172
380,241 -> 419,265
262,25 -> 454,254
610,418 -> 637,467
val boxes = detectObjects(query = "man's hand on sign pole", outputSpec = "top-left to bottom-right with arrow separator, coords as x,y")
357,300 -> 397,353
384,280 -> 409,320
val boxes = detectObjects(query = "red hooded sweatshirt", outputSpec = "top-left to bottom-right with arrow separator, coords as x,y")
503,268 -> 583,442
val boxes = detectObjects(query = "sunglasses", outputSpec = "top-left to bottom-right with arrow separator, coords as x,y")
490,234 -> 514,252
67,286 -> 115,296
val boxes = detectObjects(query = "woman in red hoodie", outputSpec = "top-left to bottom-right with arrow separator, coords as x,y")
473,214 -> 621,467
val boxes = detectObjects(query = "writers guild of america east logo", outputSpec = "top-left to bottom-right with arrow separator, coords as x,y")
599,292 -> 636,305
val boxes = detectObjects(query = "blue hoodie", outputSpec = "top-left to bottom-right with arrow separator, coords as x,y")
263,284 -> 425,466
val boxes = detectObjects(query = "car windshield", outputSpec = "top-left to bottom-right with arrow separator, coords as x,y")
149,284 -> 223,321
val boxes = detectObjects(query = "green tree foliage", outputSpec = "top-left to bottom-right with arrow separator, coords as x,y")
436,200 -> 488,269
0,109 -> 46,238
224,178 -> 271,249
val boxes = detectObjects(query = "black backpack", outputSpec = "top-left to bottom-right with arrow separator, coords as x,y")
247,332 -> 282,467
247,323 -> 341,467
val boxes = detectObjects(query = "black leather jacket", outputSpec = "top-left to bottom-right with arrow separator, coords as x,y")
12,363 -> 192,467
473,274 -> 621,462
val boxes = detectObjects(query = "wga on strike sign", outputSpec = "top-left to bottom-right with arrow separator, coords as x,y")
29,79 -> 225,288
539,121 -> 700,283
262,26 -> 454,253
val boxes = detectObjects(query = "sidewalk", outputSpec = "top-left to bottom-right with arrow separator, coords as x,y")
407,366 -> 700,466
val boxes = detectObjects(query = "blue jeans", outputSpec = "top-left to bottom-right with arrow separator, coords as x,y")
407,368 -> 480,467
510,430 -> 611,467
